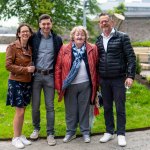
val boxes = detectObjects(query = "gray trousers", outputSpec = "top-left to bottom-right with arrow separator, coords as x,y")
32,73 -> 55,135
64,81 -> 91,136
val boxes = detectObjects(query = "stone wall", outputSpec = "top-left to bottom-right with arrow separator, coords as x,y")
120,17 -> 150,42
0,35 -> 16,44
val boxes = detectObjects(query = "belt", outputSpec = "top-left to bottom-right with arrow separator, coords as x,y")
35,69 -> 53,75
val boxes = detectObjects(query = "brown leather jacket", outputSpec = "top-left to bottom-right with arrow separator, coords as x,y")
5,40 -> 32,82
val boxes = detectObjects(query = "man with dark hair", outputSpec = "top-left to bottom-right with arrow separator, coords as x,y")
30,14 -> 63,146
96,13 -> 136,146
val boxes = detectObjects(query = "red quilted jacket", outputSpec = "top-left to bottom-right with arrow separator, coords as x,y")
55,42 -> 99,102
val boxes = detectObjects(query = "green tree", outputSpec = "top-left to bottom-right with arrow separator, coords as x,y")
0,0 -> 100,33
114,2 -> 126,15
108,2 -> 126,15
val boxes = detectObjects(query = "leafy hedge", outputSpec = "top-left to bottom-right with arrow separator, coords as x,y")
132,41 -> 150,47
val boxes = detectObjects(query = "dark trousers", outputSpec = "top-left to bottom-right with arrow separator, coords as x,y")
100,77 -> 126,135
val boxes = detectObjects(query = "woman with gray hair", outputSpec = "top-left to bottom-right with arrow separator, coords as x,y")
55,26 -> 99,143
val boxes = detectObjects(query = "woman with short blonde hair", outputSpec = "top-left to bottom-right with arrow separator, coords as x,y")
55,26 -> 99,143
70,26 -> 89,41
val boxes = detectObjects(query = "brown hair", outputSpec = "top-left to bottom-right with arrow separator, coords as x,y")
38,14 -> 52,23
16,23 -> 33,39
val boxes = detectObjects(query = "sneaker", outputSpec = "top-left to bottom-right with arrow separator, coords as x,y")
118,135 -> 126,147
47,135 -> 56,146
20,135 -> 32,145
63,134 -> 76,143
99,133 -> 114,143
83,135 -> 90,143
12,137 -> 25,149
30,130 -> 39,140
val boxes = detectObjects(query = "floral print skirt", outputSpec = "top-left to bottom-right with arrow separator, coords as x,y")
6,80 -> 32,108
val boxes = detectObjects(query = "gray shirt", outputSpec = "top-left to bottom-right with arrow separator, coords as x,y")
36,31 -> 54,70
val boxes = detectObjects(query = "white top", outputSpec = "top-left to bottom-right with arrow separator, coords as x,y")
101,28 -> 115,52
71,49 -> 89,84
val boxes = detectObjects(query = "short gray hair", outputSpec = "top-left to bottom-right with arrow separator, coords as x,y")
70,26 -> 89,41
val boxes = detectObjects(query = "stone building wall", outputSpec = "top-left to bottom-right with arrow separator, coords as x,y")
119,17 -> 150,42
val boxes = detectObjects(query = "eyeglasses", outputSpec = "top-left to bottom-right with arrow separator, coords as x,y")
21,30 -> 30,33
99,20 -> 109,24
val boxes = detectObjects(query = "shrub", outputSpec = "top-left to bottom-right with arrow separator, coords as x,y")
136,55 -> 142,74
132,41 -> 150,47
146,76 -> 150,84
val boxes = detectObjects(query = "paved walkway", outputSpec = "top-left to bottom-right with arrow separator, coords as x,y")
0,130 -> 150,150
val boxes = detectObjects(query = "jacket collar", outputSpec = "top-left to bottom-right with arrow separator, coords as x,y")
112,29 -> 120,38
98,28 -> 119,40
64,41 -> 93,54
64,42 -> 72,54
86,42 -> 93,54
14,40 -> 22,49
101,28 -> 115,38
37,29 -> 56,38
14,39 -> 31,51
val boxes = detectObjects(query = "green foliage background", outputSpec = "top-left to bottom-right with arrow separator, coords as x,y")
0,0 -> 100,34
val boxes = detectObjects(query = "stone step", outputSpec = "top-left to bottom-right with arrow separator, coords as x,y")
135,53 -> 150,63
134,47 -> 150,70
141,63 -> 150,70
134,47 -> 150,53
132,47 -> 150,63
140,70 -> 150,78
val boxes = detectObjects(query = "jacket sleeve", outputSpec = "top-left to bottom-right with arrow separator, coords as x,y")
122,34 -> 136,79
94,45 -> 100,91
55,46 -> 63,92
58,36 -> 63,49
5,45 -> 28,75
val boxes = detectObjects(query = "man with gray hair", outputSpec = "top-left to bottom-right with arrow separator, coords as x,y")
96,13 -> 136,147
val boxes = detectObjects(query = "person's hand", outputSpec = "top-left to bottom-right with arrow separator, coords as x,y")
125,78 -> 133,87
27,66 -> 35,73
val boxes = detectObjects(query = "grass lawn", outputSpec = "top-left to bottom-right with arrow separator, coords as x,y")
0,53 -> 150,139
